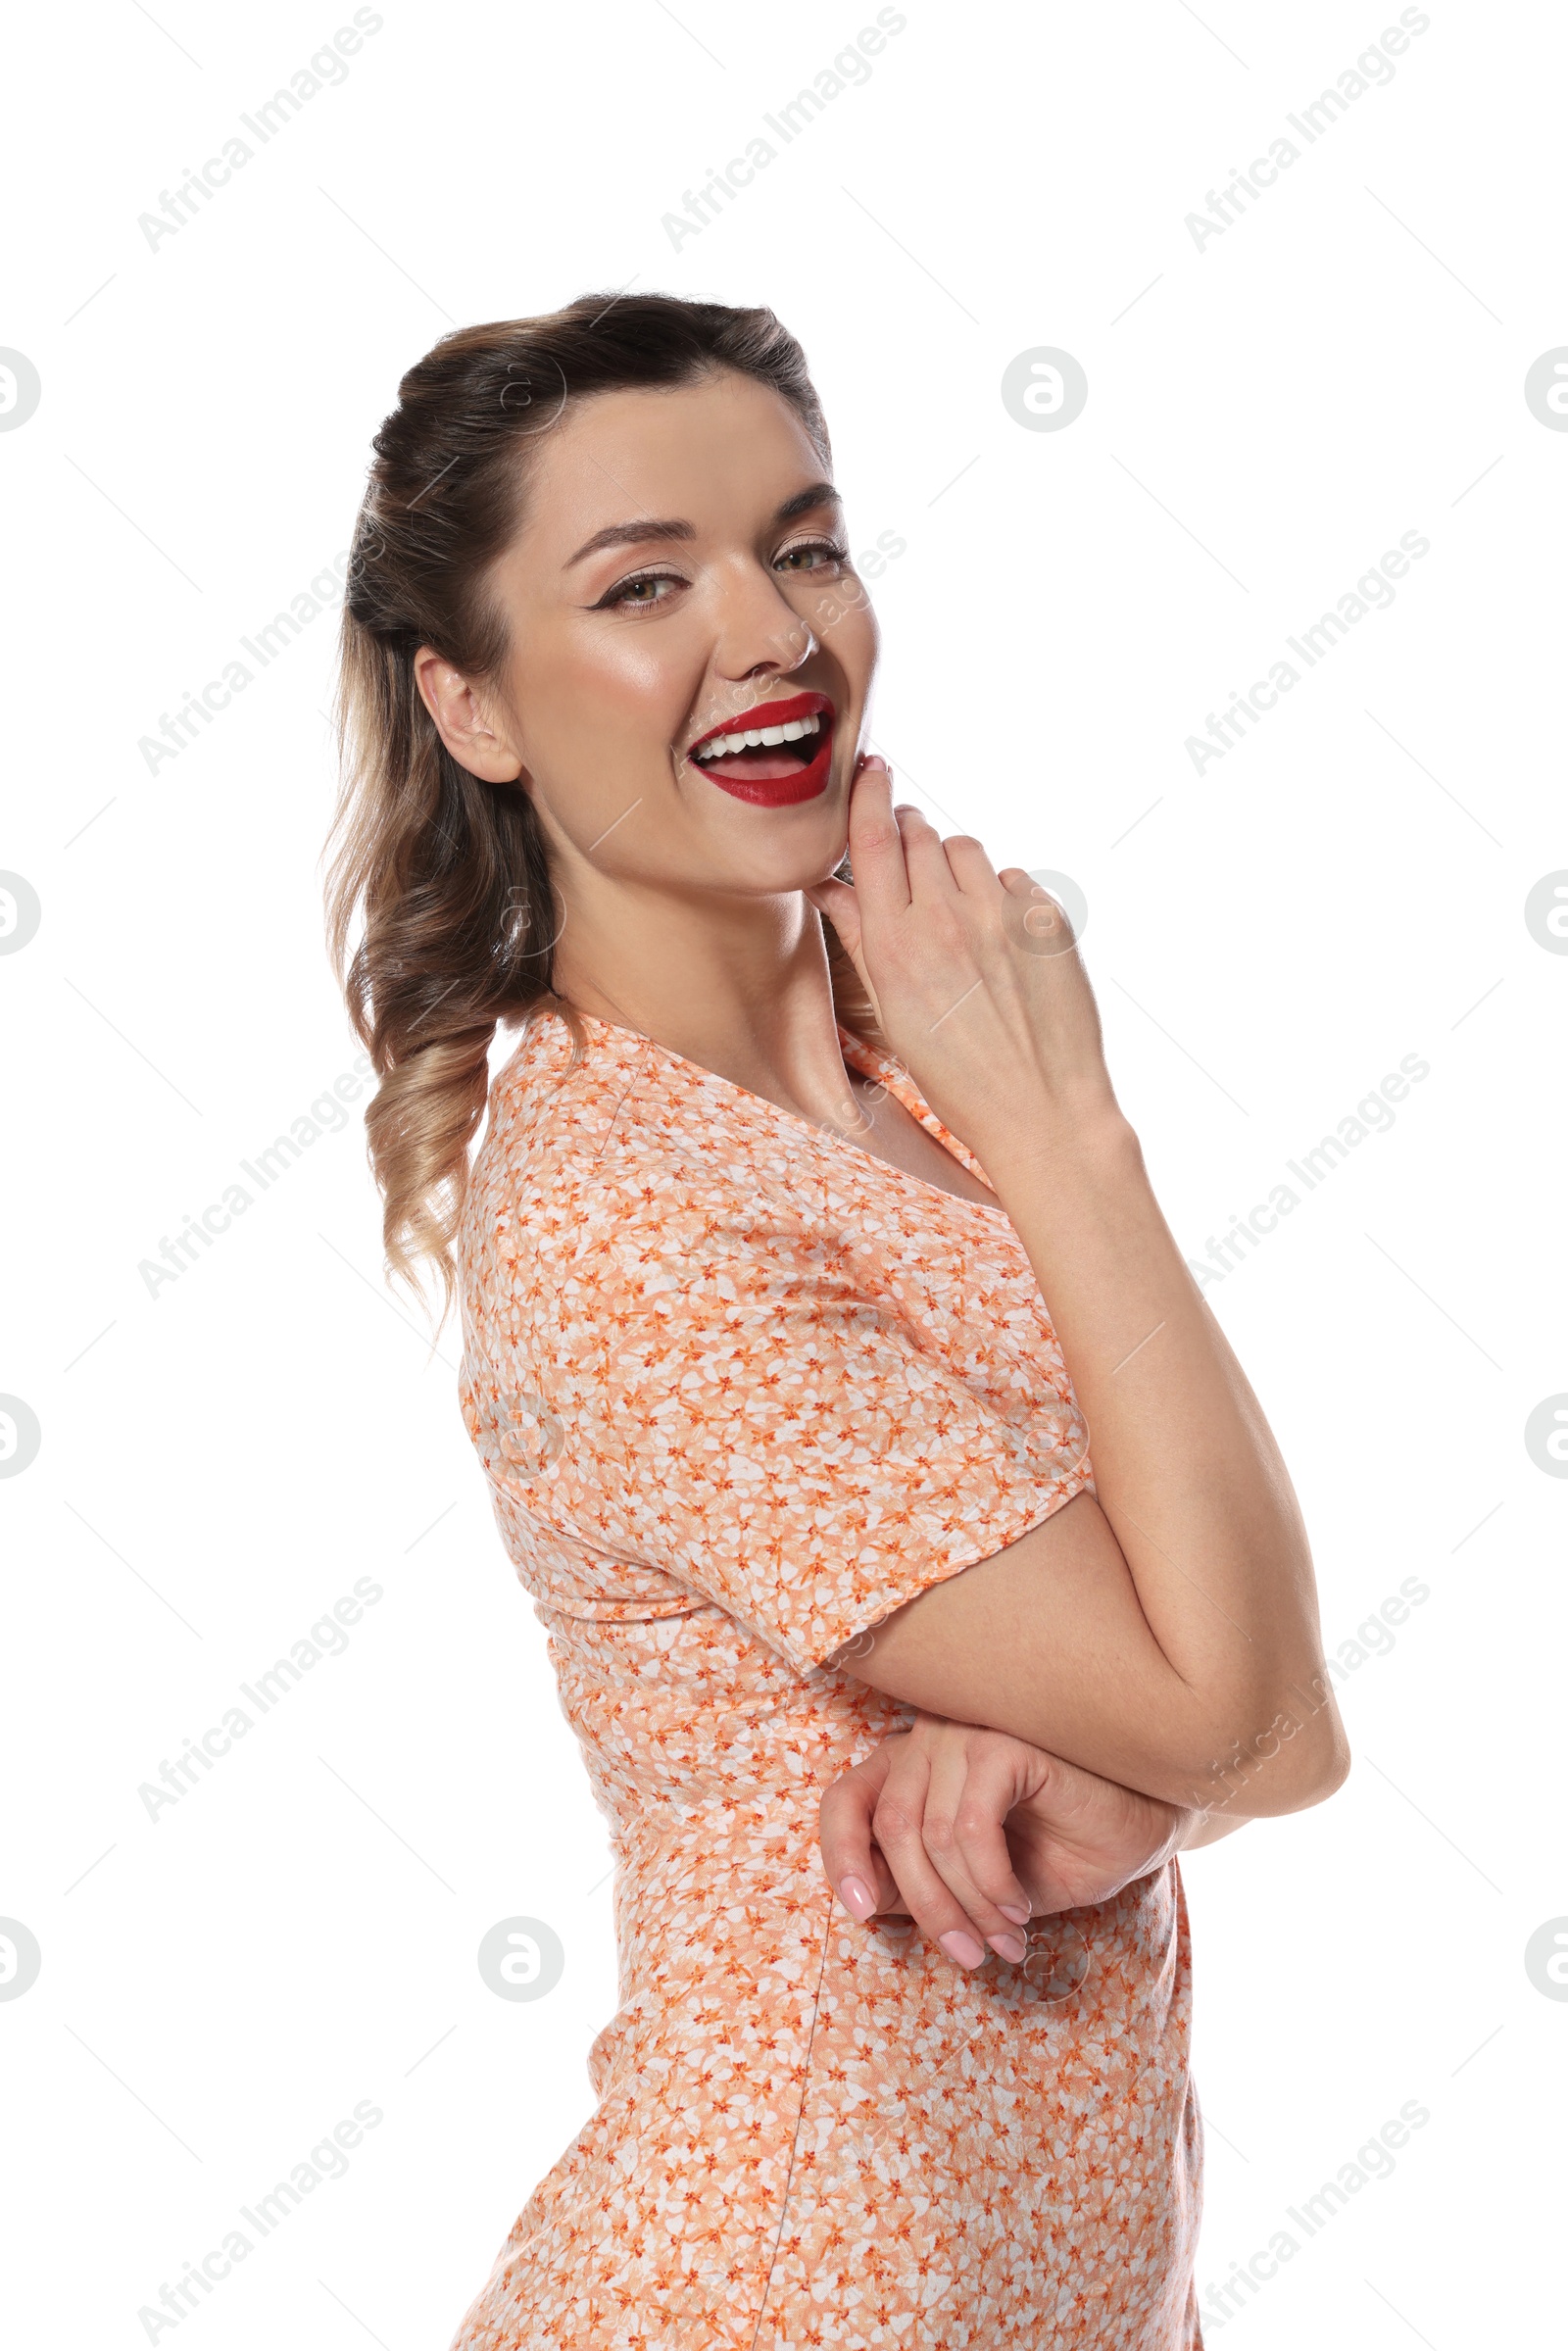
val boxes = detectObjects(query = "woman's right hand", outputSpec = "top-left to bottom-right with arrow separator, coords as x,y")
817,1710 -> 1192,1970
805,756 -> 1123,1163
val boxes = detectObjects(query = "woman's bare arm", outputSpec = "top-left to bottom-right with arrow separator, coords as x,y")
1177,1806 -> 1253,1850
809,765 -> 1349,1819
836,1499 -> 1343,1815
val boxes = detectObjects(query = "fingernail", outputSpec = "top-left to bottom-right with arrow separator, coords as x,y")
989,1932 -> 1027,1964
999,1902 -> 1031,1926
938,1929 -> 986,1969
837,1874 -> 876,1923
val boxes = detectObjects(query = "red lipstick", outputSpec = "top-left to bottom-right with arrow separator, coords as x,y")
685,690 -> 835,807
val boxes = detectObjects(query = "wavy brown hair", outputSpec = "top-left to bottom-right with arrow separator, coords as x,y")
323,290 -> 884,1338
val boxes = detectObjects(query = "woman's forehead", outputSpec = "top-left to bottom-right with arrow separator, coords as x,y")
511,375 -> 830,556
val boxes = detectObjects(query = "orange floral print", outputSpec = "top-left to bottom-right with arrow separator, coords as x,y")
449,1003 -> 1203,2349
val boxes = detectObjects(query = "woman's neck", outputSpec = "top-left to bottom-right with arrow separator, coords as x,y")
553,903 -> 863,1133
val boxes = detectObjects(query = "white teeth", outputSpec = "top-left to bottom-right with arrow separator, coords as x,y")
692,710 -> 823,761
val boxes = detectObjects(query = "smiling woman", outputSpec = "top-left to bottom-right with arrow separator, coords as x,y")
323,292 -> 1347,2351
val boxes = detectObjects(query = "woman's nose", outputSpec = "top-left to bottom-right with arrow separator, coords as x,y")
711,569 -> 819,683
728,620 -> 817,686
733,624 -> 816,684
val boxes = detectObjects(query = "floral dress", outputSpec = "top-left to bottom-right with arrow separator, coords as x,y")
448,1002 -> 1203,2350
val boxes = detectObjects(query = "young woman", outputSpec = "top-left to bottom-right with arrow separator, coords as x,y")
325,294 -> 1348,2350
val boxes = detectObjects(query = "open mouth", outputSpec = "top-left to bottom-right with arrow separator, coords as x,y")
685,691 -> 835,806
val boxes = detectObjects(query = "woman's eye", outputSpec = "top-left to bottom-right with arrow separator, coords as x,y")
776,540 -> 848,573
600,571 -> 685,610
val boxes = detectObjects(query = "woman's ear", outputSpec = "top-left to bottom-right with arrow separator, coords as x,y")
413,645 -> 525,784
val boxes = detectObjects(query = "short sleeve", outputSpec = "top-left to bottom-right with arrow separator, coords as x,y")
556,1201 -> 1094,1676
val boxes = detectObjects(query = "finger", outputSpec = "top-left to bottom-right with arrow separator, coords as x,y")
855,1838 -> 908,1920
819,1745 -> 902,1923
804,875 -> 887,1032
890,802 -> 964,906
935,829 -> 1004,899
844,759 -> 913,922
919,1744 -> 1037,1962
866,1745 -> 1004,1971
803,875 -> 861,958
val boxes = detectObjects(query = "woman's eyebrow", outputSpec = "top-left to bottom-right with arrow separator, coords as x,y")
564,481 -> 842,569
774,479 -> 842,522
565,515 -> 697,566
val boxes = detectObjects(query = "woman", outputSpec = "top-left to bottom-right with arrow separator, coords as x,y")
325,293 -> 1348,2349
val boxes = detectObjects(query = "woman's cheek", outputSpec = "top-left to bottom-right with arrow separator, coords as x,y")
808,577 -> 877,660
593,629 -> 710,737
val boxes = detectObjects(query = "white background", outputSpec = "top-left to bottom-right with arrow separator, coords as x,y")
3,0 -> 1565,2343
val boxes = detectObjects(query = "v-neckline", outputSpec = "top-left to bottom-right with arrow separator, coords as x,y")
566,1008 -> 1011,1220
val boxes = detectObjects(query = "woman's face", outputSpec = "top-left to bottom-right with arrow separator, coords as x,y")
418,369 -> 878,902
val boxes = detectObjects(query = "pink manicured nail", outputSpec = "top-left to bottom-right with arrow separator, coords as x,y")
938,1929 -> 986,1969
837,1874 -> 876,1923
990,1932 -> 1027,1964
999,1903 -> 1031,1926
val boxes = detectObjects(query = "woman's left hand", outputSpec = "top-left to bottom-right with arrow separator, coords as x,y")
817,1711 -> 1192,1969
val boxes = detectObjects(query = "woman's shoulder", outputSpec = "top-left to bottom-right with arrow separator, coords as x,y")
481,1000 -> 624,1165
460,1003 -> 725,1292
466,1005 -> 629,1229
